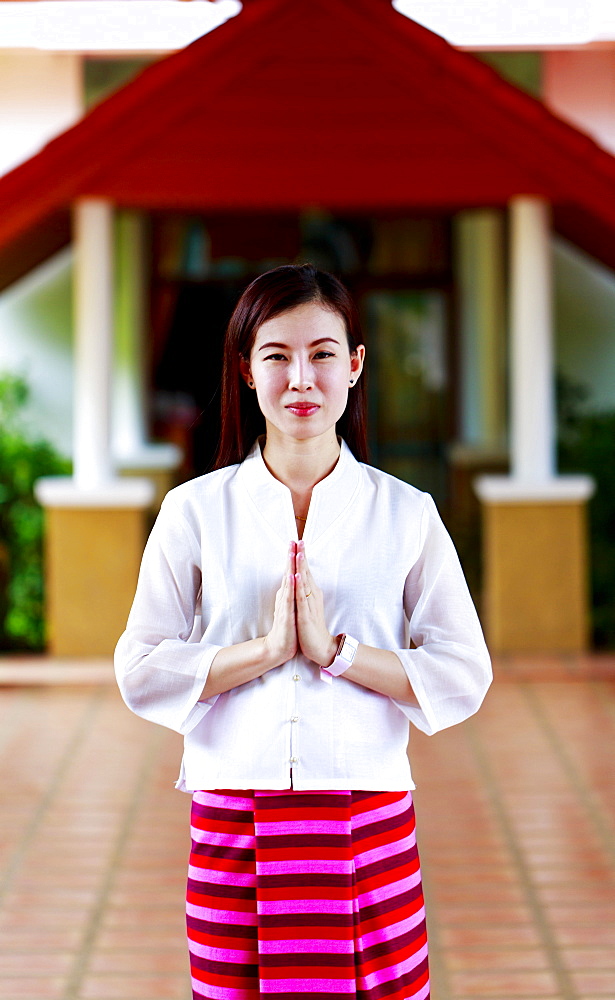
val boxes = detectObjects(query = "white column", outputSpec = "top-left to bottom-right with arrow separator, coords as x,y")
475,195 -> 593,505
509,196 -> 555,482
73,198 -> 114,489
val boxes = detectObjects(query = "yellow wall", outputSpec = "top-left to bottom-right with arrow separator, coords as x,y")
44,506 -> 146,656
482,500 -> 590,652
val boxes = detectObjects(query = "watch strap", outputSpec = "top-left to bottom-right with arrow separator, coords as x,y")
320,633 -> 359,682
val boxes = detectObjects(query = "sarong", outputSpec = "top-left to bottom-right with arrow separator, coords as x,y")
187,789 -> 429,999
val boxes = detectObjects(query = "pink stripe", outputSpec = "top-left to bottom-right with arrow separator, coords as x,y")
186,902 -> 258,925
354,832 -> 416,868
193,790 -> 254,810
189,865 -> 255,886
260,978 -> 356,994
356,870 -> 423,909
358,942 -> 429,991
352,794 -> 412,830
414,980 -> 431,1000
189,942 -> 256,962
361,908 -> 427,950
191,830 -> 255,849
259,938 -> 355,955
257,898 -> 354,915
191,980 -> 257,1000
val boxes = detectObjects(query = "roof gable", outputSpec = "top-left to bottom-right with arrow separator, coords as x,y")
2,0 -> 615,286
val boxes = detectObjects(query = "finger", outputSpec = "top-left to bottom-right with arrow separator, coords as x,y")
294,572 -> 312,615
296,548 -> 313,590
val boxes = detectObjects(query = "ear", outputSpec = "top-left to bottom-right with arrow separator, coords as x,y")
349,344 -> 366,384
239,354 -> 254,388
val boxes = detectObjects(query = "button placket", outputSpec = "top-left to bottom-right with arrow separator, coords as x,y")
290,665 -> 301,769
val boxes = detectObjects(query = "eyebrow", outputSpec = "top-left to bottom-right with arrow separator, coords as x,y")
258,338 -> 341,352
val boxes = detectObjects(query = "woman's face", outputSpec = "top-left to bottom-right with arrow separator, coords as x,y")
241,301 -> 365,446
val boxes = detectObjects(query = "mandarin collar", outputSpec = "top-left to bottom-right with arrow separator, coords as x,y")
238,437 -> 362,544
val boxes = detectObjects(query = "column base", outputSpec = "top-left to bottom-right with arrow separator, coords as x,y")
116,442 -> 183,513
35,478 -> 154,657
475,476 -> 594,654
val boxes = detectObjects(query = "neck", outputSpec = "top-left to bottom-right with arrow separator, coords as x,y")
262,428 -> 341,492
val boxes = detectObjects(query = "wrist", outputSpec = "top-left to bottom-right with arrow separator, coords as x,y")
321,634 -> 339,669
260,635 -> 285,670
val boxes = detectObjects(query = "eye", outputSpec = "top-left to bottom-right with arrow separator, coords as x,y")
264,353 -> 287,362
314,351 -> 335,359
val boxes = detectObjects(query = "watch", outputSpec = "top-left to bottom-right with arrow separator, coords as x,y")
321,633 -> 359,679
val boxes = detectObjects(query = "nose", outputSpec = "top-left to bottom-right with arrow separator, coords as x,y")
288,358 -> 314,391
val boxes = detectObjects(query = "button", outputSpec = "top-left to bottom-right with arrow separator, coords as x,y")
290,716 -> 299,723
293,674 -> 301,682
289,757 -> 299,764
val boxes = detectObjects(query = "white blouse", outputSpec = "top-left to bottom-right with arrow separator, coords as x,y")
114,439 -> 492,792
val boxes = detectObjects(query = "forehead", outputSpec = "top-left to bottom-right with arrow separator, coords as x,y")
253,302 -> 346,347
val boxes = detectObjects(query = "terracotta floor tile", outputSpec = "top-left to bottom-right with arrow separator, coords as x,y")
438,924 -> 544,949
101,906 -> 185,928
94,928 -> 189,951
552,923 -> 615,946
87,949 -> 188,974
444,948 -> 550,971
448,968 -> 560,996
541,904 -> 615,925
0,906 -> 92,928
561,947 -> 615,970
435,903 -> 535,925
0,927 -> 83,950
569,970 -> 615,993
0,952 -> 73,974
77,973 -> 190,998
0,977 -> 66,998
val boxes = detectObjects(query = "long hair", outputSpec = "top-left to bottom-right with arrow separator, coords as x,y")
213,264 -> 368,469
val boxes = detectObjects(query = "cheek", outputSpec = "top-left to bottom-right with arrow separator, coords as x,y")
253,369 -> 284,404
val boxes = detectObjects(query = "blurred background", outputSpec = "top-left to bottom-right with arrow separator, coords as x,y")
0,2 -> 614,998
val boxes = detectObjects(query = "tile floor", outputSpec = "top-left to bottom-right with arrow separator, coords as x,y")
0,655 -> 614,1000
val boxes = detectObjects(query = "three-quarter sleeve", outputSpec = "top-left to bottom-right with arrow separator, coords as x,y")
114,496 -> 222,735
392,494 -> 492,735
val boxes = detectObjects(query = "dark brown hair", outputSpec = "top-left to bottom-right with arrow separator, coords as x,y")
213,263 -> 368,469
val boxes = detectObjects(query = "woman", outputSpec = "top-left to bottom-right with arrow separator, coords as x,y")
115,263 -> 492,1000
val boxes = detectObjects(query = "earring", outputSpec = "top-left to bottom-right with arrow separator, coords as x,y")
249,381 -> 254,388
349,379 -> 354,385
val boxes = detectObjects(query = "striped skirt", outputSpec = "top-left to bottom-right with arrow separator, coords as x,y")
187,789 -> 429,999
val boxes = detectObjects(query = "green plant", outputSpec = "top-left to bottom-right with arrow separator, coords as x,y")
557,373 -> 615,649
0,374 -> 70,650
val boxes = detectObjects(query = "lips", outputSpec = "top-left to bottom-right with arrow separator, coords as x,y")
285,403 -> 320,417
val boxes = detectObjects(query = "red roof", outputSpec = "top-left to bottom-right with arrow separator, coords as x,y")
2,0 -> 615,287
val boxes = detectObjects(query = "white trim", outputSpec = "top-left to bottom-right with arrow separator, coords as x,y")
35,475 -> 155,508
475,474 -> 595,503
509,196 -> 555,481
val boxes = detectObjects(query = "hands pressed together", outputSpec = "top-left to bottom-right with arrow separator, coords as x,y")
263,541 -> 338,670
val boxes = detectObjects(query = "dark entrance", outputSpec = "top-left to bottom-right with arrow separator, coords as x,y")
149,211 -> 454,505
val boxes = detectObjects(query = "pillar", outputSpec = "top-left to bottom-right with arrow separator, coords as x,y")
35,198 -> 154,657
475,196 -> 594,653
73,198 -> 114,488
